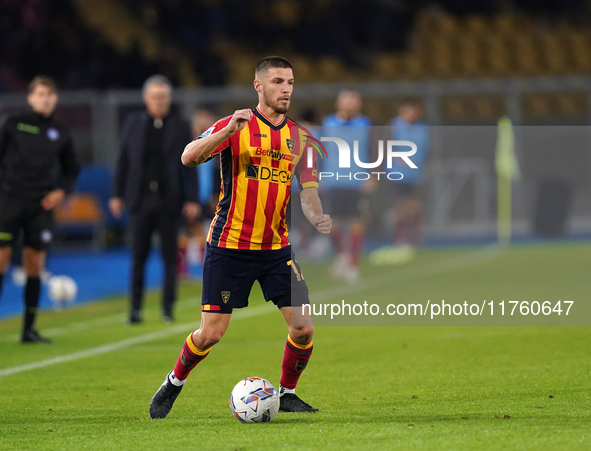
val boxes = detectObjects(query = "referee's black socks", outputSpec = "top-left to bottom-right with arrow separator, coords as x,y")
24,276 -> 41,331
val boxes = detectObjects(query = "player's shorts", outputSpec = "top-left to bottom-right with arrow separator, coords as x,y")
0,193 -> 53,251
324,188 -> 363,218
201,243 -> 309,314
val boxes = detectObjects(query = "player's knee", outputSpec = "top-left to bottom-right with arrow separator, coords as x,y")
23,250 -> 44,277
0,248 -> 11,273
194,328 -> 224,348
290,325 -> 314,344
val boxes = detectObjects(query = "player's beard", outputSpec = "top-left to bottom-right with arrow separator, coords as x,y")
263,91 -> 290,114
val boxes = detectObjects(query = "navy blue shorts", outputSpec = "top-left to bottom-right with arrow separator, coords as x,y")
201,243 -> 309,313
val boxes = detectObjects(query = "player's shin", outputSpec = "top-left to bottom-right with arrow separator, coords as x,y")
172,332 -> 212,383
280,334 -> 313,392
23,276 -> 41,331
351,229 -> 364,268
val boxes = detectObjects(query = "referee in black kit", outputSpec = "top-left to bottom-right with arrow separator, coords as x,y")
0,76 -> 79,343
110,75 -> 199,325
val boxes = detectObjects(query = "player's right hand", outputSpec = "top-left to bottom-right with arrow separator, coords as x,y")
226,109 -> 253,135
109,197 -> 125,219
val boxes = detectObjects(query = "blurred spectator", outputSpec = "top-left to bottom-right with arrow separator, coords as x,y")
288,108 -> 320,258
0,0 -> 176,91
109,75 -> 199,324
389,99 -> 430,247
191,109 -> 219,220
1,0 -> 588,92
321,90 -> 372,283
177,108 -> 219,276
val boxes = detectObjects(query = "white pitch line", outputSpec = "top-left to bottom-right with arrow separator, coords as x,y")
0,303 -> 275,378
0,246 -> 502,377
0,295 -> 203,342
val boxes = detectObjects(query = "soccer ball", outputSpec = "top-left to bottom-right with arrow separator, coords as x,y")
47,275 -> 77,309
230,377 -> 280,423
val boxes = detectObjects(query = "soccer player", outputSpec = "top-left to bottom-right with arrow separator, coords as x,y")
389,99 -> 430,247
0,76 -> 79,343
149,56 -> 331,418
321,90 -> 372,283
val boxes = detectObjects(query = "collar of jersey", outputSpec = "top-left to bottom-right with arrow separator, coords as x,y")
31,110 -> 53,123
253,107 -> 287,130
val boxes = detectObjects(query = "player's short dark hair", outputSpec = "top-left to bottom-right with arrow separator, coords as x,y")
255,56 -> 292,78
28,76 -> 57,94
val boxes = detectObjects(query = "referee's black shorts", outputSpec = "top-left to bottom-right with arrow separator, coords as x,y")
201,243 -> 309,314
0,193 -> 53,251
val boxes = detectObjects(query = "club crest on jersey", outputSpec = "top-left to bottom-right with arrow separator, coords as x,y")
286,138 -> 295,152
221,291 -> 231,304
47,128 -> 60,141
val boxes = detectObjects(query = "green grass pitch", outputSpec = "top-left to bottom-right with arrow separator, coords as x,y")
0,243 -> 589,450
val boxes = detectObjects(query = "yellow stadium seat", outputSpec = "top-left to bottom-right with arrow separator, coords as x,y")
54,194 -> 106,249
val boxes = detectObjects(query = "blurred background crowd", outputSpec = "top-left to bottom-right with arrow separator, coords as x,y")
1,0 -> 591,91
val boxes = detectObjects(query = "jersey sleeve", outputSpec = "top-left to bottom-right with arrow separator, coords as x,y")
294,126 -> 319,191
197,116 -> 232,158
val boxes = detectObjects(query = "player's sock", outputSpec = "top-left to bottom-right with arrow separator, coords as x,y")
330,229 -> 343,254
168,372 -> 186,387
280,334 -> 313,390
350,231 -> 364,267
395,216 -> 408,245
410,211 -> 422,247
0,273 -> 4,297
23,276 -> 41,331
172,333 -> 211,381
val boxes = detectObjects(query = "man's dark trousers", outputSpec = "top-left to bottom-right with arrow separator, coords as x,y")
130,193 -> 179,317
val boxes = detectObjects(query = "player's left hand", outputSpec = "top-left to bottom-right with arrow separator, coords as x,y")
41,189 -> 65,211
312,214 -> 332,234
182,202 -> 201,221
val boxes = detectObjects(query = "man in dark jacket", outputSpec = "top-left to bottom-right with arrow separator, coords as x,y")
0,76 -> 79,343
109,75 -> 199,324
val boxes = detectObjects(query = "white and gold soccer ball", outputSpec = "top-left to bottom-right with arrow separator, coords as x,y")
230,377 -> 280,423
47,275 -> 77,309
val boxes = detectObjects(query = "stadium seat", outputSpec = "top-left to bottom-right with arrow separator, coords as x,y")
54,193 -> 106,249
74,164 -> 123,230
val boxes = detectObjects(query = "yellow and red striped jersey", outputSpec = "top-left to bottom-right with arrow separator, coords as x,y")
198,107 -> 318,250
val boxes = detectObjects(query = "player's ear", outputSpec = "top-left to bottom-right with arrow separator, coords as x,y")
254,79 -> 262,94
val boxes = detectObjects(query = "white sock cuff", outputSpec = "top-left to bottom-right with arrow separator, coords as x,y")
279,385 -> 295,395
169,372 -> 186,386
